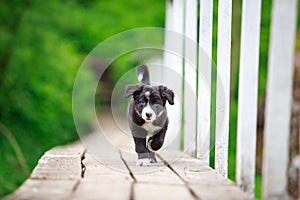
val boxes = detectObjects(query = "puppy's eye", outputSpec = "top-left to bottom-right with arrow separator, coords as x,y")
139,101 -> 146,106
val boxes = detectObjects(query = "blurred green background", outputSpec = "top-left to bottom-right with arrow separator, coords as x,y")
0,0 -> 299,199
0,0 -> 165,197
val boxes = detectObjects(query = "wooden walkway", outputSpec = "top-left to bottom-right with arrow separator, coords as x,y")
4,112 -> 250,200
6,140 -> 251,200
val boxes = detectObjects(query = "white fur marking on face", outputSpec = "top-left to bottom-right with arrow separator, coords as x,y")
142,106 -> 156,121
145,91 -> 150,99
138,74 -> 143,82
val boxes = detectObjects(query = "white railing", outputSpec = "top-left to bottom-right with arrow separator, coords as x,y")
163,0 -> 298,199
236,0 -> 261,195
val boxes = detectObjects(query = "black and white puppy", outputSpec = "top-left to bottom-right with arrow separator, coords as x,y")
124,65 -> 175,167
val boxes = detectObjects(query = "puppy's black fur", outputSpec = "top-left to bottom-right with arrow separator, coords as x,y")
124,65 -> 174,166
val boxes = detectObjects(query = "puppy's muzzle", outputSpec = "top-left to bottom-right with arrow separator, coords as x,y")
142,106 -> 156,122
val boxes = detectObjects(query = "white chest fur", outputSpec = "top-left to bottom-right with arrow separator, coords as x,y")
142,122 -> 161,136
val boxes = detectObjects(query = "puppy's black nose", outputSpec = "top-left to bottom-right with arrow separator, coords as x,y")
146,112 -> 152,118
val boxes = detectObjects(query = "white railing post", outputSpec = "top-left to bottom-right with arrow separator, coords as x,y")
183,0 -> 198,156
163,0 -> 173,83
215,0 -> 232,178
262,0 -> 298,199
236,0 -> 261,196
197,0 -> 213,164
163,0 -> 185,150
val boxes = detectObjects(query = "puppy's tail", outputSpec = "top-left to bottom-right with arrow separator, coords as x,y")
136,64 -> 150,85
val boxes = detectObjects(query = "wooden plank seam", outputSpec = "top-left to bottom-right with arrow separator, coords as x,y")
118,150 -> 202,200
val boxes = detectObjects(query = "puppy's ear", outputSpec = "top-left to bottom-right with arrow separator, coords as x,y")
159,86 -> 175,105
124,84 -> 143,98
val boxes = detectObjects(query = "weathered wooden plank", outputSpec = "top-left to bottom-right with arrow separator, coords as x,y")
71,153 -> 132,200
85,134 -> 129,162
215,0 -> 232,178
124,151 -> 184,185
31,145 -> 85,180
132,166 -> 184,185
6,144 -> 86,200
30,154 -> 83,180
168,156 -> 234,187
198,0 -> 214,164
81,153 -> 129,177
29,145 -> 85,180
189,184 -> 251,200
262,0 -> 298,199
44,144 -> 85,156
183,0 -> 198,156
122,150 -> 196,199
112,150 -> 249,199
76,150 -> 189,200
178,163 -> 250,200
81,113 -> 133,171
72,177 -> 132,200
158,151 -> 251,199
134,183 -> 194,200
6,179 -> 79,200
236,0 -> 261,196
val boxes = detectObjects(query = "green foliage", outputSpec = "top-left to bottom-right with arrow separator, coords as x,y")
0,0 -> 91,196
0,0 -> 165,197
258,0 -> 272,101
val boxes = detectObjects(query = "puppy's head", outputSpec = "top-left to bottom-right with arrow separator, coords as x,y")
124,84 -> 174,122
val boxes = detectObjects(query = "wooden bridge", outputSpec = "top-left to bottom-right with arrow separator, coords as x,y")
6,135 -> 250,200
6,111 -> 250,199
6,0 -> 299,199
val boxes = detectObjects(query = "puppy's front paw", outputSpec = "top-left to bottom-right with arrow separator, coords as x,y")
149,152 -> 157,163
136,158 -> 151,167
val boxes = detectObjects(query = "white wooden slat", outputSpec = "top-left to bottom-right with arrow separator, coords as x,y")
198,0 -> 213,164
163,0 -> 174,79
236,0 -> 261,196
163,0 -> 185,150
183,0 -> 198,156
262,0 -> 298,199
215,0 -> 232,178
163,0 -> 174,84
163,1 -> 178,150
